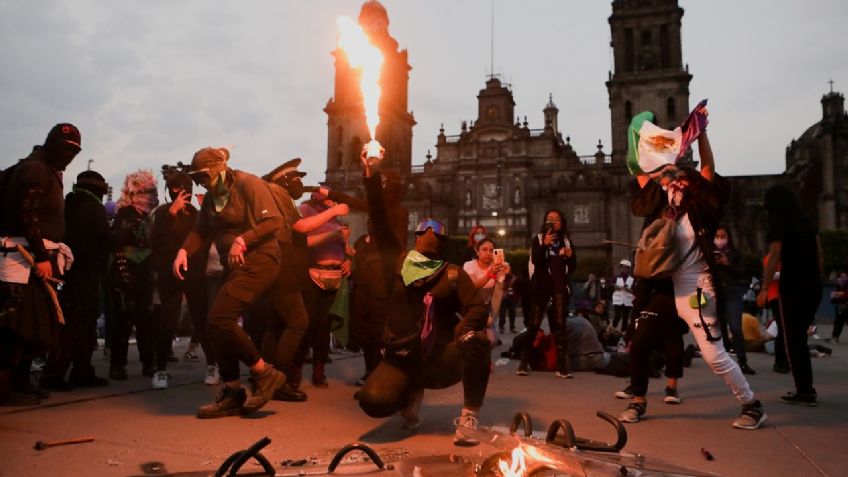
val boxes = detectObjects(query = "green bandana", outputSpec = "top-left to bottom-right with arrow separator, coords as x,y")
401,250 -> 445,286
211,170 -> 229,213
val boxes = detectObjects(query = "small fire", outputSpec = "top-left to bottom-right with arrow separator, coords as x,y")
498,446 -> 528,477
336,15 -> 384,143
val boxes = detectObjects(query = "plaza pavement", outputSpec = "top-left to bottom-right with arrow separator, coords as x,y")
1,325 -> 845,477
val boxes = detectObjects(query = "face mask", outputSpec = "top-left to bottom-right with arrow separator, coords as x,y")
714,238 -> 728,249
473,233 -> 485,242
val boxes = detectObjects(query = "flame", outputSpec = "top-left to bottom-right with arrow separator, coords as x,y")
336,15 -> 384,141
498,446 -> 528,477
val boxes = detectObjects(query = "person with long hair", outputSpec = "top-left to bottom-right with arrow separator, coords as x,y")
714,226 -> 756,375
756,184 -> 823,406
461,225 -> 488,264
619,130 -> 766,430
517,209 -> 576,378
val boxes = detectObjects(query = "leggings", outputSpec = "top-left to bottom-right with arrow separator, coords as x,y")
628,290 -> 685,397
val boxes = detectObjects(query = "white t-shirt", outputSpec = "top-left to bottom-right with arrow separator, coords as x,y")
675,213 -> 707,274
463,259 -> 495,304
612,275 -> 635,307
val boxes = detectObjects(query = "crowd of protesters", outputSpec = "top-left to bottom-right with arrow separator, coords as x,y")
0,120 -> 837,444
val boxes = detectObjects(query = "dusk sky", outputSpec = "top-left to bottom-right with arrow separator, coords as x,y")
1,0 -> 845,200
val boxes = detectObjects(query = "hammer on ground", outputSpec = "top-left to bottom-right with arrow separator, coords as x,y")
34,436 -> 94,450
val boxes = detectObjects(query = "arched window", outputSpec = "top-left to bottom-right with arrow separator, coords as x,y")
624,29 -> 634,72
666,97 -> 676,120
335,126 -> 344,147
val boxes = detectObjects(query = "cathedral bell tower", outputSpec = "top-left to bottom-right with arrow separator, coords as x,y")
606,0 -> 692,165
324,0 -> 416,191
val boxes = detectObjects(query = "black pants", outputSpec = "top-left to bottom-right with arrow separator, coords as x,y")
154,267 -> 209,371
778,284 -> 821,395
110,259 -> 154,370
628,291 -> 685,397
296,281 -> 337,366
260,288 -> 309,373
358,331 -> 491,418
44,270 -> 102,381
832,305 -> 847,339
498,295 -> 517,330
207,249 -> 280,383
613,305 -> 632,331
349,278 -> 389,377
521,291 -> 570,373
770,299 -> 788,368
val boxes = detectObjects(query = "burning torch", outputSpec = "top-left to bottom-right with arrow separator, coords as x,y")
336,16 -> 385,166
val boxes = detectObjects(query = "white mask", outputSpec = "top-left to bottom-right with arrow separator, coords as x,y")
714,238 -> 728,249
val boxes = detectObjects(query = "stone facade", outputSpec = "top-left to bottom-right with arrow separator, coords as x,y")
322,0 -> 844,269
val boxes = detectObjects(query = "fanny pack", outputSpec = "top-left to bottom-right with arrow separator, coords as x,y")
309,266 -> 344,291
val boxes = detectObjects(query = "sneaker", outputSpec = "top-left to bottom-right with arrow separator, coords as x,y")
619,401 -> 647,423
152,371 -> 169,390
614,385 -> 634,399
780,391 -> 817,407
663,387 -> 681,404
773,363 -> 790,374
204,365 -> 221,386
733,400 -> 767,429
555,371 -> 574,379
453,414 -> 480,447
197,387 -> 246,419
739,363 -> 757,375
242,366 -> 285,414
515,363 -> 530,376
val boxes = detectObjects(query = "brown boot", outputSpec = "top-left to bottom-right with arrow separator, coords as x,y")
242,366 -> 285,414
312,360 -> 328,388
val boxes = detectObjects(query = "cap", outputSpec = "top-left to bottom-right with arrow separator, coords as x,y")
45,123 -> 81,149
191,147 -> 229,171
620,259 -> 632,268
263,157 -> 307,183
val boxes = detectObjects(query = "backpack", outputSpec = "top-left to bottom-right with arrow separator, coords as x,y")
633,217 -> 697,280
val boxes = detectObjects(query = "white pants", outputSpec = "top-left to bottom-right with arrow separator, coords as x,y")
673,268 -> 755,404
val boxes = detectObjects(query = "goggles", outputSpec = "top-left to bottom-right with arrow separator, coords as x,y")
188,168 -> 213,185
415,218 -> 447,237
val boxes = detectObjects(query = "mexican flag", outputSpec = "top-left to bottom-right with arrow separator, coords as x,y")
627,99 -> 709,175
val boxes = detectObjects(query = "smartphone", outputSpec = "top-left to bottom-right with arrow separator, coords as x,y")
493,249 -> 505,265
545,221 -> 555,232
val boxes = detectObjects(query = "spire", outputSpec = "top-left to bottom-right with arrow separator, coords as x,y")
545,93 -> 558,111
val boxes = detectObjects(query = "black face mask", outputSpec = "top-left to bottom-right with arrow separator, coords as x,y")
284,178 -> 304,200
44,143 -> 80,171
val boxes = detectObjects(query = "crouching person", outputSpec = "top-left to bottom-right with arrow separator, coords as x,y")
355,148 -> 491,446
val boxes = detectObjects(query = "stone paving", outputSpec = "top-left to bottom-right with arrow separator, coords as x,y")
1,326 -> 845,477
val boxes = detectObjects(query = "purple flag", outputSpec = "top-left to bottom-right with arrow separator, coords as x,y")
677,99 -> 709,159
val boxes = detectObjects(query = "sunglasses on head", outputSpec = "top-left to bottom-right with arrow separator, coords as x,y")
415,218 -> 447,237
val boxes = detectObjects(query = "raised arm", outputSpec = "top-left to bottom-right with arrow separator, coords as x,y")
698,130 -> 715,182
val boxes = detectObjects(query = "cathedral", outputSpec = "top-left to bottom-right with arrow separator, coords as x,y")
323,0 -> 846,272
